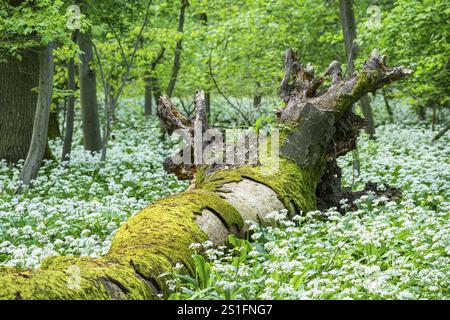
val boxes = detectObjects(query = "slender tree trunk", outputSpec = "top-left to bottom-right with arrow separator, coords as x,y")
253,94 -> 262,109
339,0 -> 357,75
199,12 -> 211,120
92,41 -> 111,163
382,88 -> 394,122
205,90 -> 211,120
339,0 -> 375,139
0,50 -> 39,162
47,109 -> 61,140
152,75 -> 167,140
166,0 -> 189,97
152,77 -> 162,106
360,94 -> 375,138
78,29 -> 102,152
20,44 -> 55,185
0,50 -> 411,299
144,73 -> 152,117
144,48 -> 165,117
416,104 -> 426,121
110,85 -> 117,122
432,104 -> 437,131
100,82 -> 113,162
61,56 -> 77,162
432,123 -> 450,142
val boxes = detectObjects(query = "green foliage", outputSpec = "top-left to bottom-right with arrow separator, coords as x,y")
0,0 -> 72,58
193,255 -> 211,289
359,0 -> 449,110
1,0 -> 448,113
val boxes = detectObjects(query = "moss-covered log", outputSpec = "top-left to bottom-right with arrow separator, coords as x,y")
0,50 -> 411,300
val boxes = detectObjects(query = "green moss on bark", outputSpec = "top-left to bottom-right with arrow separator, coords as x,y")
107,188 -> 243,286
0,126 -> 327,300
0,256 -> 154,300
197,158 -> 323,214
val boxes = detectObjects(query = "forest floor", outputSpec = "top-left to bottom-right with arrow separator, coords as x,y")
0,100 -> 448,299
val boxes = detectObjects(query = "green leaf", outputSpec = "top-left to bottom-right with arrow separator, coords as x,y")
193,255 -> 211,289
290,268 -> 310,290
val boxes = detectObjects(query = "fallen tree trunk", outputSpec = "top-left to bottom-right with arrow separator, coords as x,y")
0,50 -> 411,300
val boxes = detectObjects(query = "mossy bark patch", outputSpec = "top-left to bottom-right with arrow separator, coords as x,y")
0,256 -> 154,300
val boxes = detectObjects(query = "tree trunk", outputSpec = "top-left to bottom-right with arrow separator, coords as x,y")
100,82 -> 113,162
253,94 -> 262,109
78,29 -> 102,152
416,105 -> 426,121
152,76 -> 167,140
20,44 -> 55,185
205,91 -> 211,120
382,88 -> 394,122
199,13 -> 211,120
339,0 -> 375,139
339,0 -> 356,75
432,104 -> 437,131
61,55 -> 77,162
166,0 -> 189,97
360,94 -> 375,138
144,74 -> 152,117
432,123 -> 450,142
0,50 -> 39,162
47,109 -> 61,140
0,50 -> 411,299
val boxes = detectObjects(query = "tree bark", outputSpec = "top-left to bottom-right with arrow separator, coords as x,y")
253,94 -> 262,109
339,0 -> 375,139
0,50 -> 411,299
144,74 -> 153,117
78,29 -> 102,152
166,0 -> 189,97
61,54 -> 77,162
432,123 -> 450,142
339,0 -> 356,75
47,109 -> 61,140
360,94 -> 375,138
382,88 -> 394,122
0,49 -> 39,162
20,44 -> 55,185
432,104 -> 437,131
199,12 -> 211,120
205,90 -> 211,120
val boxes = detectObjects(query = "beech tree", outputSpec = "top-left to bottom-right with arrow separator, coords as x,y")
19,43 -> 55,185
0,49 -> 40,162
0,0 -> 67,163
77,24 -> 103,152
61,33 -> 78,161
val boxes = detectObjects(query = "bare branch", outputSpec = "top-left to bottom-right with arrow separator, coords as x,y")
208,50 -> 252,125
114,0 -> 153,103
324,61 -> 342,85
278,48 -> 299,102
279,49 -> 412,123
157,95 -> 191,135
432,124 -> 450,142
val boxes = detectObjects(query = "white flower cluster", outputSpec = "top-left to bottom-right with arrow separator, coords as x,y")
170,113 -> 450,300
0,114 -> 188,268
